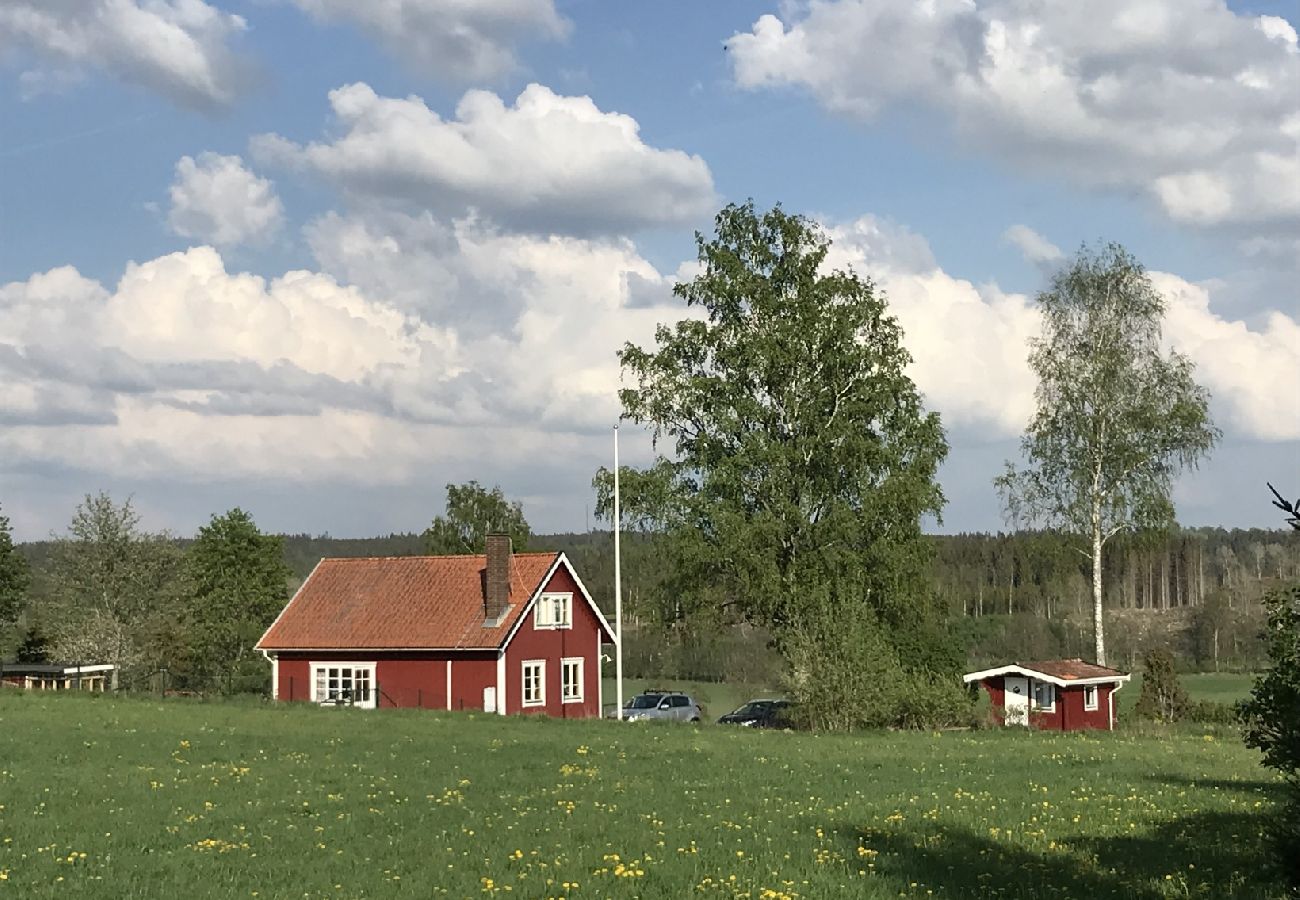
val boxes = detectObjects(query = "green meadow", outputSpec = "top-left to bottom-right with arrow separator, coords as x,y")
0,688 -> 1285,900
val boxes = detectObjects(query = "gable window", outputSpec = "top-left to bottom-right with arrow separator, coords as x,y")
522,660 -> 546,707
534,593 -> 573,630
561,657 -> 583,703
311,663 -> 375,709
1032,680 -> 1056,713
1083,684 -> 1099,711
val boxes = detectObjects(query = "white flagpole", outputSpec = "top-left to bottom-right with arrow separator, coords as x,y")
613,424 -> 624,721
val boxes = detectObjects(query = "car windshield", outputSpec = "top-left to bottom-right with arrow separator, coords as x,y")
627,694 -> 664,709
731,702 -> 773,717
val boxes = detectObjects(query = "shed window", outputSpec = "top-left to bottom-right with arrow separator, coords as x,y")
561,657 -> 583,703
522,660 -> 545,707
535,593 -> 573,630
1083,684 -> 1099,711
311,663 -> 375,709
1032,680 -> 1056,712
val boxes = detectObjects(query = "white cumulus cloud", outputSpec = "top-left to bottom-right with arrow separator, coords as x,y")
287,0 -> 568,82
0,0 -> 251,110
823,215 -> 1299,442
168,153 -> 284,247
728,1 -> 1300,237
252,82 -> 717,236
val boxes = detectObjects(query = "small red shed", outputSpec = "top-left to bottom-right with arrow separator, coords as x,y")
256,536 -> 616,718
963,659 -> 1131,731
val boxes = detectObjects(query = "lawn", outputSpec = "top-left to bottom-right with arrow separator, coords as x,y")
0,691 -> 1286,899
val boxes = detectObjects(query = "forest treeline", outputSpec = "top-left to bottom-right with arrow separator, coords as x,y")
15,523 -> 1288,684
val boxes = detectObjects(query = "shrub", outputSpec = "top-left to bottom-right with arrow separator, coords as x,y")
1133,647 -> 1190,723
784,608 -> 904,732
1183,700 -> 1239,726
1239,583 -> 1300,892
893,674 -> 978,730
783,604 -> 974,732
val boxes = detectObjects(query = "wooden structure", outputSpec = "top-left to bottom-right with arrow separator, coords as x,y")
256,536 -> 616,717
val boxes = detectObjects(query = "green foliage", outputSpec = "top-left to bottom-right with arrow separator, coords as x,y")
783,590 -> 974,732
0,503 -> 30,629
424,481 -> 531,554
997,243 -> 1220,665
1134,647 -> 1191,723
43,492 -> 186,681
601,202 -> 951,679
185,508 -> 292,689
1240,583 -> 1300,891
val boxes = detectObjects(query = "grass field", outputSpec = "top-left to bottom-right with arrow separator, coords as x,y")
0,689 -> 1286,899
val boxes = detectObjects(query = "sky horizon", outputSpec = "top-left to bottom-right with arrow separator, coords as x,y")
1,1 -> 1297,543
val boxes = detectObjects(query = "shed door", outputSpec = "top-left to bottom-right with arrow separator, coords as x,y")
1004,676 -> 1029,726
482,686 -> 497,714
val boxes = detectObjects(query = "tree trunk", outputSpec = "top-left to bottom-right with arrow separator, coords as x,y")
1092,513 -> 1105,666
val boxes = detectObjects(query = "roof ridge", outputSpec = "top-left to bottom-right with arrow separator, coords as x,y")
319,552 -> 559,562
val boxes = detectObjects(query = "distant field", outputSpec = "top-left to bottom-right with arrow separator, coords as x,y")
0,691 -> 1286,899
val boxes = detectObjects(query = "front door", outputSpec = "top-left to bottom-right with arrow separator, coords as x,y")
1004,676 -> 1029,726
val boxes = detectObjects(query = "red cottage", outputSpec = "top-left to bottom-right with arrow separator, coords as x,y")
963,659 -> 1131,731
256,536 -> 616,717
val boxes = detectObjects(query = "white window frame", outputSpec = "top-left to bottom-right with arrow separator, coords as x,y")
522,660 -> 546,707
1083,684 -> 1099,711
310,662 -> 377,709
1032,680 -> 1056,713
534,593 -> 573,630
561,657 -> 584,703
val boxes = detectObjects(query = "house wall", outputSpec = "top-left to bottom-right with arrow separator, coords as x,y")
274,651 -> 498,711
502,565 -> 606,718
978,677 -> 1118,730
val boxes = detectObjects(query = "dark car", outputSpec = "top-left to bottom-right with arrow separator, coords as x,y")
717,699 -> 795,728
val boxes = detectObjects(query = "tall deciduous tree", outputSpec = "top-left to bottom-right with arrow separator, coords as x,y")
600,202 -> 950,666
425,482 -> 531,554
0,504 -> 29,627
997,243 -> 1219,665
46,492 -> 186,687
186,508 -> 291,688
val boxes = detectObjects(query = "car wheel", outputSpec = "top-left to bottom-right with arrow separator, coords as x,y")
690,717 -> 700,723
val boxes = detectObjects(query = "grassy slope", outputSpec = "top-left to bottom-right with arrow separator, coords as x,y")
0,692 -> 1285,900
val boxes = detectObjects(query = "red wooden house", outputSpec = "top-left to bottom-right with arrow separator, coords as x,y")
256,536 -> 616,717
963,659 -> 1131,731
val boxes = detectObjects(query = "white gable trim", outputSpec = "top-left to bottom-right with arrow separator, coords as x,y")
963,663 -> 1130,689
255,558 -> 324,652
499,552 -> 617,650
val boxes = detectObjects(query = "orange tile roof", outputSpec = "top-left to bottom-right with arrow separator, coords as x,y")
256,553 -> 560,651
1022,658 -> 1127,680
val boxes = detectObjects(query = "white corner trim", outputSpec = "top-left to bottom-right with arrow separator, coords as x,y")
557,552 -> 617,642
963,664 -> 1131,689
446,659 -> 452,710
496,652 -> 507,715
596,630 -> 603,714
270,654 -> 279,701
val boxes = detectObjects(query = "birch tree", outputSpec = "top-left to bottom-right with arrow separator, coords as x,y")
996,243 -> 1219,665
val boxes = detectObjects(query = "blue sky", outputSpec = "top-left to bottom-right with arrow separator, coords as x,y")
0,0 -> 1296,541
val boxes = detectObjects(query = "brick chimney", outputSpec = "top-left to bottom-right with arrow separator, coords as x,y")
484,533 -> 512,625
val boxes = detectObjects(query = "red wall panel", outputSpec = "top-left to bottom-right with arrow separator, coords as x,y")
503,565 -> 607,718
